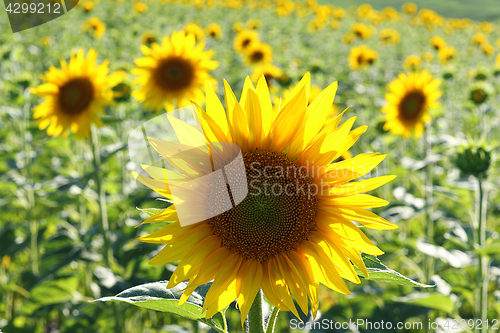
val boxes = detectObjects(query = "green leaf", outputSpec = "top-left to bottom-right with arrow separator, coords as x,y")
95,281 -> 227,333
357,255 -> 433,287
393,293 -> 455,313
136,207 -> 167,217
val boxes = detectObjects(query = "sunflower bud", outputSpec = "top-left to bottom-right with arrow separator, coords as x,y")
468,82 -> 493,105
455,143 -> 491,178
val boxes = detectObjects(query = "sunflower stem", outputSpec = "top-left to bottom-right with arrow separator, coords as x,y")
422,126 -> 434,283
22,90 -> 39,276
247,289 -> 265,333
265,306 -> 280,333
91,126 -> 112,267
475,176 -> 488,333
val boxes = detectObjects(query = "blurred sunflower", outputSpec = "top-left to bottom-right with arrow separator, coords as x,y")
496,54 -> 500,68
81,1 -> 94,12
205,23 -> 222,39
132,31 -> 219,112
135,74 -> 396,325
133,2 -> 148,13
141,31 -> 157,45
83,17 -> 106,39
438,46 -> 457,64
351,23 -> 373,39
468,82 -> 493,105
330,19 -> 340,30
430,36 -> 446,50
403,55 -> 421,71
183,23 -> 204,42
472,32 -> 487,46
250,64 -> 282,86
234,30 -> 260,53
341,33 -> 356,44
379,28 -> 400,45
246,19 -> 261,29
244,43 -> 273,65
30,48 -> 124,138
481,43 -> 494,56
232,22 -> 245,32
40,36 -> 52,46
422,51 -> 434,62
382,70 -> 441,137
348,45 -> 378,70
402,2 -> 417,15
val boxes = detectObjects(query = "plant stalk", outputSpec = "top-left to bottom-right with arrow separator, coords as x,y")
476,177 -> 488,333
247,289 -> 265,333
91,126 -> 112,267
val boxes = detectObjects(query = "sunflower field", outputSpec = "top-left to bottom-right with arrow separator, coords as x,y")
1,0 -> 500,332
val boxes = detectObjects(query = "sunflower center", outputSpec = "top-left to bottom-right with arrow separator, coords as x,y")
207,150 -> 318,261
250,51 -> 265,62
398,90 -> 426,120
58,78 -> 94,115
242,38 -> 251,47
155,57 -> 195,91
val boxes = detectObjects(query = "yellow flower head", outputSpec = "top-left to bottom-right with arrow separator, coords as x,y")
41,36 -> 52,46
402,2 -> 417,15
133,2 -> 148,13
348,45 -> 378,70
232,22 -> 245,33
379,28 -> 400,45
438,45 -> 457,64
430,36 -> 446,50
250,64 -> 283,86
422,51 -> 434,62
472,33 -> 487,46
183,23 -> 205,42
341,33 -> 356,44
478,21 -> 493,34
81,1 -> 94,12
351,23 -> 374,39
244,42 -> 273,65
332,7 -> 345,19
330,19 -> 340,30
234,30 -> 260,53
382,7 -> 400,21
246,19 -> 261,29
141,31 -> 157,45
481,43 -> 494,56
205,23 -> 222,39
382,70 -> 441,138
134,73 -> 396,327
30,48 -> 124,138
132,31 -> 219,112
83,17 -> 106,39
403,55 -> 422,71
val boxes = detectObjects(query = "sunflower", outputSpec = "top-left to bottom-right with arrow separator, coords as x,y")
134,74 -> 396,326
468,82 -> 493,105
133,2 -> 148,13
403,55 -> 421,71
379,28 -> 400,45
348,45 -> 378,70
430,36 -> 446,50
472,33 -> 487,46
81,1 -> 94,12
233,30 -> 260,53
30,48 -> 124,138
232,22 -> 245,32
244,43 -> 273,65
351,23 -> 373,39
246,19 -> 261,29
341,33 -> 356,44
141,31 -> 157,45
481,43 -> 494,56
438,45 -> 457,64
132,31 -> 219,112
183,23 -> 204,42
330,19 -> 340,30
402,2 -> 417,15
205,23 -> 222,39
83,17 -> 106,39
250,64 -> 283,86
382,70 -> 441,138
